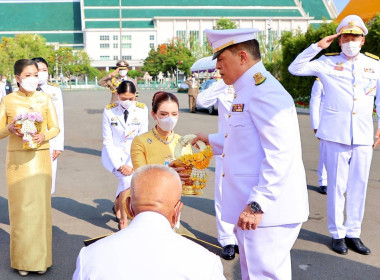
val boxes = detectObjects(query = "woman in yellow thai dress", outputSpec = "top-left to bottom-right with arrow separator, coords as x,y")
0,59 -> 59,276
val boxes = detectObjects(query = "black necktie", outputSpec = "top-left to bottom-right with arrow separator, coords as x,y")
124,109 -> 129,122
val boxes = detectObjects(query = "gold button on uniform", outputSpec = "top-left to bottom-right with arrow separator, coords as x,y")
222,172 -> 225,177
224,133 -> 228,138
354,84 -> 357,87
222,153 -> 225,158
228,113 -> 231,118
353,112 -> 356,115
354,98 -> 357,101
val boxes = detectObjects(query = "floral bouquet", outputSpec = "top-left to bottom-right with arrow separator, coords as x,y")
14,112 -> 43,149
173,134 -> 213,195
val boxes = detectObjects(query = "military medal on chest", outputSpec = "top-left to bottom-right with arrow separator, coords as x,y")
334,62 -> 344,71
232,103 -> 244,112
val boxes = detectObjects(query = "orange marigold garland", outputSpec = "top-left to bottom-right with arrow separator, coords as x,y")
173,134 -> 213,195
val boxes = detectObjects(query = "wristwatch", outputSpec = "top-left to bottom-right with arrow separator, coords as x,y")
249,202 -> 263,214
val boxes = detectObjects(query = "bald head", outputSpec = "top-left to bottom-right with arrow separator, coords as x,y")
129,165 -> 182,225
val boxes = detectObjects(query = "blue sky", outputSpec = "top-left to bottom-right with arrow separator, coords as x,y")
334,0 -> 350,13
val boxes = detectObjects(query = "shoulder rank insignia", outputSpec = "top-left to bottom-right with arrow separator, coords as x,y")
253,72 -> 266,86
364,52 -> 379,61
135,101 -> 146,109
47,82 -> 59,87
106,103 -> 118,110
325,53 -> 340,56
232,104 -> 244,112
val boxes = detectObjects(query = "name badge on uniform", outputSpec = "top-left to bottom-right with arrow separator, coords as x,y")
111,122 -> 118,126
232,104 -> 244,112
334,62 -> 344,71
364,67 -> 375,73
111,117 -> 118,126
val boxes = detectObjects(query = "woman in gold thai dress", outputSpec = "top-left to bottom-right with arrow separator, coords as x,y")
0,59 -> 59,276
131,91 -> 193,234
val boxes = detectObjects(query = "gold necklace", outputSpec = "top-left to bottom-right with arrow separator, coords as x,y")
152,128 -> 174,145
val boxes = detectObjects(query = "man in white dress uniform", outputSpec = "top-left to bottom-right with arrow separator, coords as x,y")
194,28 -> 309,280
73,165 -> 226,280
309,78 -> 328,194
32,57 -> 64,194
196,77 -> 238,260
289,15 -> 380,255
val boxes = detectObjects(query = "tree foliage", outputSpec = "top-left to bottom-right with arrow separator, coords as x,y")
142,39 -> 195,77
214,18 -> 238,30
0,34 -> 98,80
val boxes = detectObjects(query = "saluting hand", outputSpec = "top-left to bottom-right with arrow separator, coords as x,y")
373,129 -> 380,149
110,68 -> 120,77
237,205 -> 263,230
317,33 -> 340,49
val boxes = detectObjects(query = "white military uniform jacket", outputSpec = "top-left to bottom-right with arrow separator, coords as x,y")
209,61 -> 309,227
289,43 -> 380,145
196,79 -> 234,133
101,101 -> 148,172
73,211 -> 226,280
309,78 -> 325,130
40,82 -> 64,151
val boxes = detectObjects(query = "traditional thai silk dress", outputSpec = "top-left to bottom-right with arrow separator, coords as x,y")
0,90 -> 59,271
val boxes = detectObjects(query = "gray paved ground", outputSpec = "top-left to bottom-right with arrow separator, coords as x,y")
0,89 -> 379,279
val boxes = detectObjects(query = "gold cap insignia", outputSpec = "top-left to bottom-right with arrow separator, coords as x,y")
253,72 -> 266,86
349,21 -> 355,27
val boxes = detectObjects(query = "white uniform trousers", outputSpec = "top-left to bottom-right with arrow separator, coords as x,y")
50,147 -> 57,194
235,223 -> 302,280
215,156 -> 237,246
321,140 -> 372,239
317,140 -> 327,187
112,170 -> 132,198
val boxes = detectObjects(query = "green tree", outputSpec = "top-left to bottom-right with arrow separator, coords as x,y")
0,34 -> 52,77
363,13 -> 380,56
142,39 -> 195,78
214,18 -> 238,30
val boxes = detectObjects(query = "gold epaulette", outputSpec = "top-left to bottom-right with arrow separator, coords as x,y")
111,77 -> 121,87
106,103 -> 118,110
47,82 -> 59,87
135,101 -> 146,109
325,53 -> 340,56
365,52 -> 379,61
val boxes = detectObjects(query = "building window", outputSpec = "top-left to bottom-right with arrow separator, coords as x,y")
189,30 -> 199,41
113,43 -> 118,48
100,35 -> 109,41
100,43 -> 110,48
176,30 -> 186,42
122,35 -> 132,41
149,43 -> 154,49
122,55 -> 131,60
149,35 -> 154,40
113,56 -> 118,60
113,35 -> 118,40
122,43 -> 132,49
100,56 -> 110,60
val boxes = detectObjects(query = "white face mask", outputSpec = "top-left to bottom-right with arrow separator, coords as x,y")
119,99 -> 133,109
1,78 -> 6,83
119,70 -> 127,77
341,40 -> 362,57
156,116 -> 178,132
38,72 -> 49,84
20,76 -> 39,92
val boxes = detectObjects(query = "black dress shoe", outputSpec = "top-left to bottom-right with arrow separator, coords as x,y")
319,186 -> 327,195
345,237 -> 371,255
332,238 -> 348,255
221,245 -> 236,260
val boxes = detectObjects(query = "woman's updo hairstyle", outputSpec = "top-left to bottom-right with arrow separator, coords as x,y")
14,59 -> 38,76
152,91 -> 179,113
31,57 -> 49,68
14,59 -> 38,87
117,80 -> 136,95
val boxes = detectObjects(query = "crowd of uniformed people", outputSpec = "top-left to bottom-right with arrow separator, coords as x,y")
0,13 -> 379,280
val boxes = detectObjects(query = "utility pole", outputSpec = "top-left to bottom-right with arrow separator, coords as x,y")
119,0 -> 122,61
